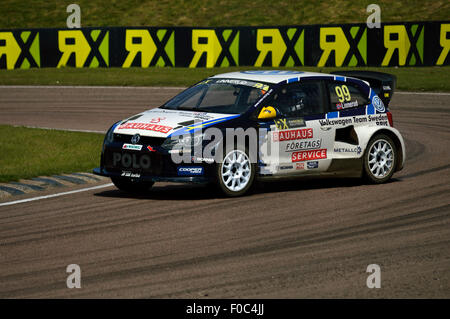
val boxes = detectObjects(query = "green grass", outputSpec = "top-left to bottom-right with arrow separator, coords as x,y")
0,66 -> 449,92
0,0 -> 448,29
0,125 -> 104,183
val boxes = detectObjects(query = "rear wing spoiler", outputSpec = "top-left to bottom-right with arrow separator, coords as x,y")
330,70 -> 396,107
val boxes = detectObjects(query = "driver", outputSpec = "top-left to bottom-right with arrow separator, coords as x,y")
273,88 -> 305,116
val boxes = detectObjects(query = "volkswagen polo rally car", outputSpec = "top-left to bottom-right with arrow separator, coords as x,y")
94,70 -> 405,196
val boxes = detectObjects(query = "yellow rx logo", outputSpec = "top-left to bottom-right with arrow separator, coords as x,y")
274,119 -> 289,130
254,28 -> 305,67
382,24 -> 424,66
58,30 -> 109,68
0,31 -> 40,69
190,29 -> 239,68
123,29 -> 175,67
318,26 -> 367,67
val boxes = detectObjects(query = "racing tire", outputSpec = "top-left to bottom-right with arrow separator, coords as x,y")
111,177 -> 154,194
363,134 -> 397,184
215,147 -> 256,197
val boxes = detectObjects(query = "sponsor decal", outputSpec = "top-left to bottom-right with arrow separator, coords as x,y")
113,153 -> 151,169
372,95 -> 385,112
207,79 -> 271,92
383,85 -> 391,91
252,82 -> 270,91
273,128 -> 313,142
320,115 -> 389,127
368,114 -> 389,126
336,100 -> 358,110
147,145 -> 156,152
285,139 -> 322,152
287,118 -> 306,128
118,122 -> 173,133
295,162 -> 305,170
307,161 -> 319,169
150,117 -> 166,123
192,112 -> 213,120
334,146 -> 362,155
319,118 -> 353,126
353,117 -> 369,124
279,165 -> 293,170
274,119 -> 289,130
292,149 -> 327,162
121,171 -> 141,178
122,143 -> 143,151
177,166 -> 204,176
178,112 -> 213,121
192,156 -> 215,164
274,118 -> 305,130
216,79 -> 249,86
356,146 -> 362,155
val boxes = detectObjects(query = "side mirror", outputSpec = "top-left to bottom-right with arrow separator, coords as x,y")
258,106 -> 277,120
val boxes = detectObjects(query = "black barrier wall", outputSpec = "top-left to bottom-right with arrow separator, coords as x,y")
0,22 -> 449,69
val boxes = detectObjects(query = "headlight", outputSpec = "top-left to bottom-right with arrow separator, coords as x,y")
180,134 -> 203,147
104,121 -> 121,145
161,133 -> 204,150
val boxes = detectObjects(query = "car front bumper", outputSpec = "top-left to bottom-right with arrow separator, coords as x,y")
93,167 -> 211,184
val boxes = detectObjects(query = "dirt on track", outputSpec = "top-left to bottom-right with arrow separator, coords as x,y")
0,87 -> 449,298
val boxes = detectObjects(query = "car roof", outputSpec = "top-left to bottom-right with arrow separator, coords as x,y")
209,70 -> 333,84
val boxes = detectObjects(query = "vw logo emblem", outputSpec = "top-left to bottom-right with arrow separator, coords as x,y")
372,96 -> 385,112
131,134 -> 140,144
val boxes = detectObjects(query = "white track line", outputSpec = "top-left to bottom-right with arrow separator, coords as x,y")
14,125 -> 105,134
0,183 -> 114,207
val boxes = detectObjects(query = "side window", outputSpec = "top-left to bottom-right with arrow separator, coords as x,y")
328,82 -> 369,111
270,81 -> 324,118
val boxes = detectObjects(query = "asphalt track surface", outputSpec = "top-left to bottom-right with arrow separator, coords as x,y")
0,86 -> 449,298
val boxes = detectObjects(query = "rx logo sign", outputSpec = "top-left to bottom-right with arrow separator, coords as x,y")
0,31 -> 40,69
123,29 -> 175,67
57,29 -> 109,68
189,29 -> 240,67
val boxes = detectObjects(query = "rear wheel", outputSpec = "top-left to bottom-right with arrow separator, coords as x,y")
216,148 -> 255,197
111,177 -> 154,194
363,134 -> 397,183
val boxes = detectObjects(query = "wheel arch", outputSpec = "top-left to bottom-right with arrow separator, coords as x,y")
358,127 -> 405,172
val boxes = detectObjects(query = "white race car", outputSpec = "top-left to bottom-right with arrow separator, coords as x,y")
94,70 -> 405,196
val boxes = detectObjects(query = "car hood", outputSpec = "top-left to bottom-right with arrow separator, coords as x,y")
113,108 -> 240,138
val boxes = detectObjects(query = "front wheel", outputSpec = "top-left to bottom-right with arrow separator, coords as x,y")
111,177 -> 154,194
216,148 -> 255,197
363,134 -> 397,183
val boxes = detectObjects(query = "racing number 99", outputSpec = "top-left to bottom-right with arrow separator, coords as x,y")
335,85 -> 351,102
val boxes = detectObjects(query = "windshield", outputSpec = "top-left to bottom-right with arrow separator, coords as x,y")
162,78 -> 272,114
